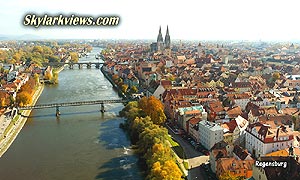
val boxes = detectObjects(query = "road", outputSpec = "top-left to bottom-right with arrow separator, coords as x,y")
167,127 -> 209,180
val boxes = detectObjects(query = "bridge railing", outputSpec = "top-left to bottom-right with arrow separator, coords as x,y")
17,99 -> 129,110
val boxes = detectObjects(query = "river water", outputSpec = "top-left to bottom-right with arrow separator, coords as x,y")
0,47 -> 143,180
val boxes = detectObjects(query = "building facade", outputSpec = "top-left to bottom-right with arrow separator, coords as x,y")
245,122 -> 294,158
199,120 -> 224,150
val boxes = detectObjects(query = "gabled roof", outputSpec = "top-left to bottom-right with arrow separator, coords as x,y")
223,120 -> 238,133
233,145 -> 251,160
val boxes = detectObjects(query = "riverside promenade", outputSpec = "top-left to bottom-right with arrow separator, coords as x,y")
0,84 -> 44,157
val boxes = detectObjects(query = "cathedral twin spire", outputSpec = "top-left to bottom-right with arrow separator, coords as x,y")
157,26 -> 170,51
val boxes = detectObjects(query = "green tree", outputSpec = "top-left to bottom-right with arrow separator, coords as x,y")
46,55 -> 60,63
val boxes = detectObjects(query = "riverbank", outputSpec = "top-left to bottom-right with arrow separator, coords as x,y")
100,65 -> 127,99
55,65 -> 65,74
0,84 -> 44,157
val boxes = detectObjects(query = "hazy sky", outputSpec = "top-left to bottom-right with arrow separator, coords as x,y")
1,0 -> 299,41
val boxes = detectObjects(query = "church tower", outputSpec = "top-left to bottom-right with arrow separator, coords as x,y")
197,42 -> 204,58
164,25 -> 171,49
157,26 -> 164,52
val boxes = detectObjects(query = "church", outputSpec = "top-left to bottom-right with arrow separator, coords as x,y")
150,26 -> 171,54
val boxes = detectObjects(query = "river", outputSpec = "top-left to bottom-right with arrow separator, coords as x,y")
0,47 -> 143,180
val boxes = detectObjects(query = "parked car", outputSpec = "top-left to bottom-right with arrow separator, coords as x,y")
190,140 -> 196,147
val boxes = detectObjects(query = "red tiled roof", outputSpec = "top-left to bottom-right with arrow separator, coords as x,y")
224,120 -> 238,133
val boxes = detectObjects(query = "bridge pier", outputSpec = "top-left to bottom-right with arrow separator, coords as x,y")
69,64 -> 74,69
95,64 -> 100,69
56,106 -> 60,117
78,64 -> 83,69
87,63 -> 91,69
100,103 -> 105,113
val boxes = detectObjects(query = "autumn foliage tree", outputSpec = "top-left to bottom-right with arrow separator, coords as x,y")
16,92 -> 32,106
130,86 -> 138,94
138,96 -> 166,125
149,160 -> 182,180
219,172 -> 244,180
121,84 -> 128,93
16,77 -> 37,106
69,52 -> 79,63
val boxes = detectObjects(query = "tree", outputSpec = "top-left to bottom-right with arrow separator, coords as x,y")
148,160 -> 182,180
51,71 -> 59,84
121,84 -> 128,93
130,86 -> 138,94
16,92 -> 32,106
0,49 -> 9,62
137,123 -> 168,154
146,143 -> 174,167
168,75 -> 175,81
46,55 -> 60,63
30,57 -> 43,67
12,52 -> 23,63
32,46 -> 43,54
112,74 -> 119,81
34,73 -> 40,84
272,72 -> 280,80
0,98 -> 5,107
44,70 -> 52,80
219,171 -> 244,180
138,96 -> 166,125
69,52 -> 79,63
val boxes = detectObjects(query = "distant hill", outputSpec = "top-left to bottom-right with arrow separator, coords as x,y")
0,34 -> 43,40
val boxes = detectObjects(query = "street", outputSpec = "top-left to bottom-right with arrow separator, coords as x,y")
167,127 -> 209,180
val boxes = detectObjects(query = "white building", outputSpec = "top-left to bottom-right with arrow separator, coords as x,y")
152,80 -> 172,100
234,115 -> 249,146
245,122 -> 294,158
199,120 -> 224,150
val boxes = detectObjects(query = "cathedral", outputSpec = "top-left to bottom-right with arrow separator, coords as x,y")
150,26 -> 171,54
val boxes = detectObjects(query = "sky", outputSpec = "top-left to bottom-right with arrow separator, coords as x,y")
0,0 -> 299,41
